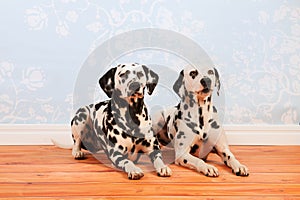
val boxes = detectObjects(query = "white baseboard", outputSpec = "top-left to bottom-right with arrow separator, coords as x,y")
0,124 -> 299,145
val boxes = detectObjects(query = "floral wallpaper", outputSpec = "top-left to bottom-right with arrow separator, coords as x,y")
0,0 -> 299,125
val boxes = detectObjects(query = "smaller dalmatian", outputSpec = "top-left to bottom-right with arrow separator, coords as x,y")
70,63 -> 172,180
153,65 -> 249,177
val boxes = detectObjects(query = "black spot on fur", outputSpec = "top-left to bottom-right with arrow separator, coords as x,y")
184,104 -> 188,110
198,107 -> 202,116
107,123 -> 113,131
177,111 -> 182,119
199,116 -> 204,128
138,150 -> 144,154
121,132 -> 127,139
79,112 -> 87,121
183,159 -> 187,164
211,121 -> 220,129
190,144 -> 199,154
188,93 -> 194,107
189,70 -> 198,79
207,96 -> 211,102
135,138 -> 144,145
109,149 -> 114,156
95,101 -> 107,111
114,129 -> 120,135
174,123 -> 178,132
76,108 -> 86,114
166,115 -> 171,123
188,112 -> 191,118
108,135 -> 117,145
169,133 -> 174,140
142,140 -> 151,147
177,131 -> 185,139
213,106 -> 217,113
184,117 -> 190,122
203,132 -> 207,139
131,145 -> 136,153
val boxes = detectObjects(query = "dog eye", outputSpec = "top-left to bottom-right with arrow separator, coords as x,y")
208,70 -> 214,75
189,70 -> 198,78
137,71 -> 144,79
119,70 -> 130,78
119,73 -> 126,77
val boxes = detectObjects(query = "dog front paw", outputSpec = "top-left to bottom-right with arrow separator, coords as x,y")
73,151 -> 85,160
232,164 -> 249,176
156,166 -> 172,177
201,164 -> 219,177
128,167 -> 144,180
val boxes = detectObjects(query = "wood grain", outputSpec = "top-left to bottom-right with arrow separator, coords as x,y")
0,145 -> 299,199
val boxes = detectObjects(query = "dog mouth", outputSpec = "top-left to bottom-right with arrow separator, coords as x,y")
196,88 -> 211,95
129,91 -> 144,99
201,88 -> 211,94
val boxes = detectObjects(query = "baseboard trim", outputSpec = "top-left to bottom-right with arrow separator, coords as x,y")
0,124 -> 299,145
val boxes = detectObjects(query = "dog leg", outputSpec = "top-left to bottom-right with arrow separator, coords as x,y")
214,128 -> 249,176
145,138 -> 172,177
72,137 -> 85,159
71,126 -> 85,159
175,153 -> 219,177
108,147 -> 144,180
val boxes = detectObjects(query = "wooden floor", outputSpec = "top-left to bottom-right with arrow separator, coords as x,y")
0,146 -> 299,199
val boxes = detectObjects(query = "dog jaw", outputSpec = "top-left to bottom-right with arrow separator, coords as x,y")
196,90 -> 212,105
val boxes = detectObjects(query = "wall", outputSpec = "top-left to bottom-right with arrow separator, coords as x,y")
0,0 -> 299,125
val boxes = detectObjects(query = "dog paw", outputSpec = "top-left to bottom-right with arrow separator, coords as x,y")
128,167 -> 144,180
73,151 -> 85,160
232,165 -> 249,176
202,164 -> 219,177
156,166 -> 172,177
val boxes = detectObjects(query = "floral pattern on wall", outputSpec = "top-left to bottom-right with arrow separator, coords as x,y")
0,0 -> 299,124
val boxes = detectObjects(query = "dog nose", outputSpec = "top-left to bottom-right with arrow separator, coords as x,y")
200,77 -> 211,89
129,82 -> 141,91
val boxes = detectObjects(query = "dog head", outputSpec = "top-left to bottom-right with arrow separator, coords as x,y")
99,63 -> 159,100
173,65 -> 221,103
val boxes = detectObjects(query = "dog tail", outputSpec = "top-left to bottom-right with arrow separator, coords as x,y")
51,138 -> 73,149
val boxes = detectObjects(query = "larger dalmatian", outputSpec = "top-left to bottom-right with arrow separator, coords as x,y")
71,63 -> 172,180
153,65 -> 249,177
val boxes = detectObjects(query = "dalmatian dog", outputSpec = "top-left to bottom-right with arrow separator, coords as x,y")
152,65 -> 249,177
71,63 -> 172,180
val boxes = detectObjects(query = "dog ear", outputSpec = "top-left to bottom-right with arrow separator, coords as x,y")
214,67 -> 221,96
173,70 -> 184,98
99,67 -> 117,98
142,65 -> 159,95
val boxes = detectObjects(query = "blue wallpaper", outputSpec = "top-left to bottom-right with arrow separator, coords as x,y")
0,0 -> 299,124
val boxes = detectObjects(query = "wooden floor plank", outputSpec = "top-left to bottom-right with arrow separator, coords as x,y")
7,197 -> 300,200
0,145 -> 299,199
1,163 -> 300,173
0,183 -> 299,197
1,172 -> 300,184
